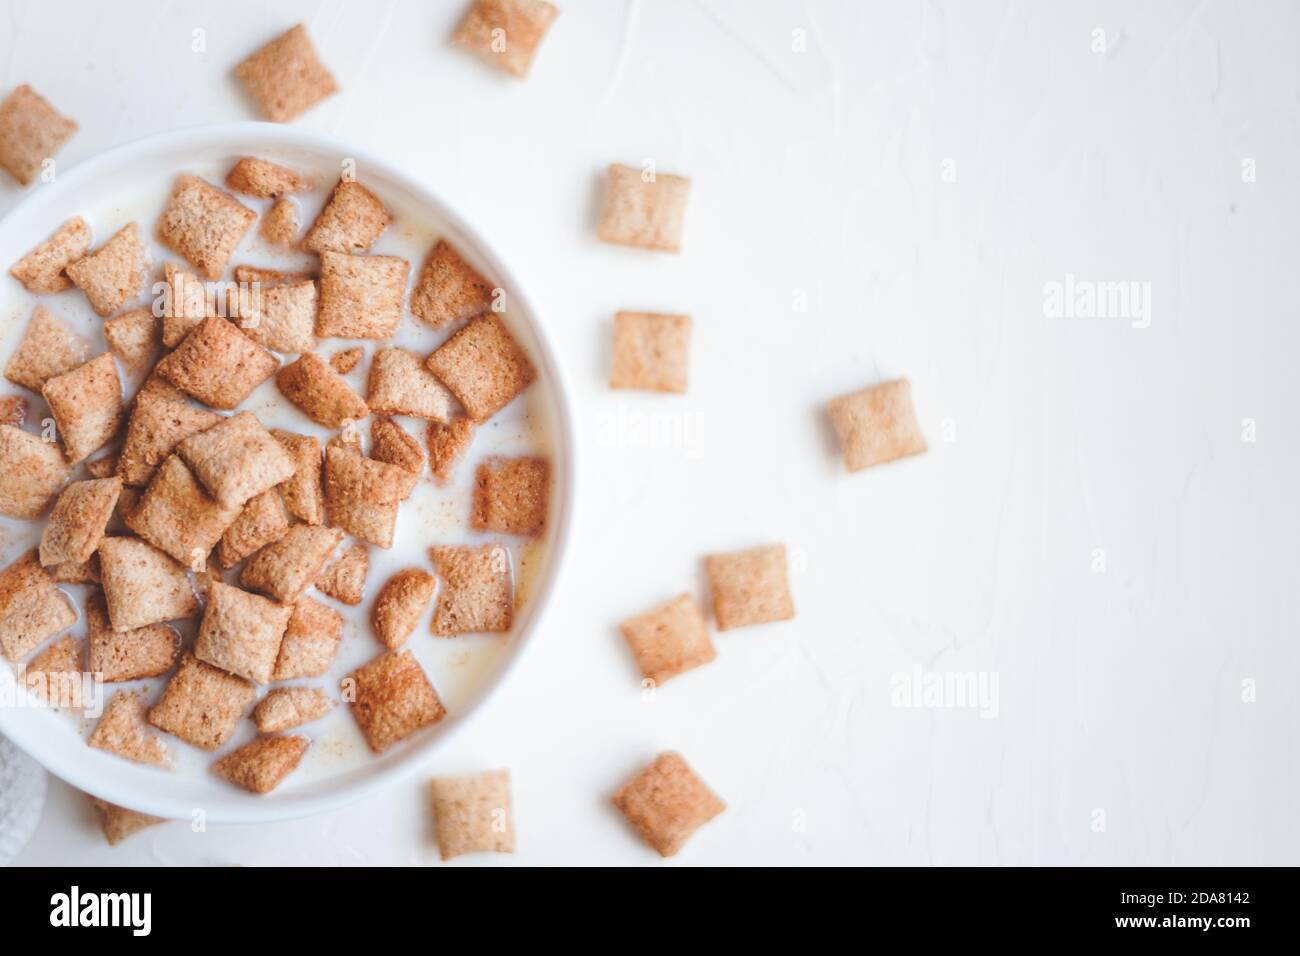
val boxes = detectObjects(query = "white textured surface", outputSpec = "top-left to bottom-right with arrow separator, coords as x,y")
0,736 -> 46,866
6,0 -> 1299,865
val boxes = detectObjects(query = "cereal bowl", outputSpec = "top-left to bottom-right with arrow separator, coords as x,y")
0,123 -> 575,823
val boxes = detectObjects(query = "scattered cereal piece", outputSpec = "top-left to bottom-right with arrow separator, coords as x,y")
23,634 -> 82,707
3,306 -> 89,393
85,456 -> 115,479
235,24 -> 338,123
85,593 -> 179,682
273,597 -> 343,679
427,418 -> 474,485
302,179 -> 390,255
428,544 -> 512,636
425,314 -> 535,422
213,734 -> 309,793
156,175 -> 256,279
38,476 -> 121,567
103,308 -> 160,374
234,264 -> 315,287
0,550 -> 76,661
619,594 -> 715,686
330,347 -> 363,374
195,581 -> 292,684
240,523 -> 343,603
452,0 -> 558,79
371,417 -> 424,484
98,536 -> 199,631
125,455 -> 242,566
90,798 -> 165,846
316,251 -> 408,339
609,311 -> 691,393
66,223 -> 149,317
9,216 -> 90,293
826,378 -> 927,472
271,430 -> 323,524
148,652 -> 256,750
324,445 -> 409,548
597,163 -> 691,253
234,278 -> 316,354
49,555 -> 99,585
155,316 -> 280,410
219,488 -> 290,568
344,649 -> 446,753
253,686 -> 332,733
116,387 -> 221,486
410,239 -> 494,328
276,352 -> 369,427
0,424 -> 70,518
225,157 -> 309,198
176,411 -> 297,508
314,544 -> 367,605
372,568 -> 436,649
42,353 -> 123,464
160,263 -> 216,348
470,456 -> 548,537
259,197 -> 299,246
0,83 -> 77,185
430,769 -> 515,860
704,544 -> 794,631
367,347 -> 453,421
0,394 -> 26,427
612,752 -> 725,857
89,691 -> 171,768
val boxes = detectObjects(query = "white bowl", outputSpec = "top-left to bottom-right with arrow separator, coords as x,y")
0,123 -> 576,823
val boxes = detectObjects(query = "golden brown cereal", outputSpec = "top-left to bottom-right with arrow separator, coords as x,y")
160,262 -> 217,348
260,197 -> 300,245
619,594 -> 715,686
428,544 -> 512,636
330,347 -> 363,374
826,378 -> 927,472
240,523 -> 343,603
470,456 -> 548,537
156,175 -> 256,279
425,314 -> 535,422
89,691 -> 171,768
235,24 -> 338,123
234,264 -> 315,287
66,223 -> 149,317
0,550 -> 76,661
427,418 -> 474,485
275,352 -> 370,428
323,445 -> 409,548
253,686 -> 332,733
0,394 -> 26,428
85,456 -> 115,479
452,0 -> 559,79
370,417 -> 424,482
609,312 -> 691,393
597,163 -> 691,253
176,411 -> 297,508
116,387 -> 221,487
97,536 -> 199,632
343,649 -> 446,753
38,476 -> 121,567
612,752 -> 725,857
372,568 -> 436,649
366,347 -> 453,421
49,555 -> 99,585
273,597 -> 343,680
219,488 -> 291,568
194,581 -> 293,684
90,798 -> 165,846
125,455 -> 242,566
155,316 -> 280,410
23,635 -> 82,707
316,251 -> 408,339
85,593 -> 179,683
704,544 -> 795,631
271,429 -> 324,525
3,305 -> 90,393
430,769 -> 515,860
9,216 -> 90,293
0,424 -> 70,518
42,353 -> 123,464
148,652 -> 256,751
233,278 -> 317,354
303,179 -> 391,255
410,239 -> 494,328
213,734 -> 309,793
0,83 -> 77,185
314,544 -> 368,605
103,308 -> 160,374
225,156 -> 309,198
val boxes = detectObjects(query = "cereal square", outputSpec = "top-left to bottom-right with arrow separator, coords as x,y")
195,581 -> 293,684
271,429 -> 323,524
826,378 -> 927,472
597,163 -> 691,253
609,311 -> 691,393
260,198 -> 299,245
148,652 -> 256,750
273,597 -> 343,680
314,544 -> 367,605
302,179 -> 390,255
42,353 -> 123,464
428,544 -> 512,636
160,263 -> 216,348
116,387 -> 221,487
103,308 -> 160,374
240,523 -> 343,603
425,314 -> 535,422
235,24 -> 338,123
234,264 -> 315,287
372,568 -> 436,649
427,418 -> 474,485
430,769 -> 515,860
370,419 -> 424,493
344,649 -> 446,753
66,223 -> 149,317
98,536 -> 199,631
612,752 -> 725,856
49,555 -> 99,585
0,424 -> 69,518
219,488 -> 290,568
89,691 -> 171,767
23,634 -> 82,708
0,83 -> 77,185
9,216 -> 90,293
176,411 -> 297,507
470,456 -> 548,537
213,734 -> 309,793
125,455 -> 242,566
619,594 -> 715,686
410,239 -> 494,328
276,352 -> 369,427
85,593 -> 179,682
4,305 -> 90,393
0,550 -> 75,661
156,316 -> 280,409
253,686 -> 332,733
0,394 -> 26,427
156,175 -> 256,279
38,476 -> 121,567
330,347 -> 363,374
324,445 -> 410,548
452,0 -> 558,79
225,156 -> 309,198
90,798 -> 164,846
316,251 -> 408,339
367,347 -> 453,421
234,278 -> 316,354
704,544 -> 795,631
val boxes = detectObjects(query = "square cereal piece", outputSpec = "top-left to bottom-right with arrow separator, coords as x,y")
826,378 -> 927,472
235,24 -> 338,123
276,352 -> 369,428
240,523 -> 343,603
234,264 -> 315,287
0,550 -> 76,661
371,417 -> 424,486
85,593 -> 179,682
195,581 -> 293,684
23,635 -> 82,708
430,769 -> 515,860
343,649 -> 446,753
253,686 -> 332,733
224,157 -> 309,198
98,536 -> 199,631
470,456 -> 549,537
316,251 -> 408,339
66,223 -> 149,317
260,198 -> 299,246
0,424 -> 70,518
156,175 -> 257,279
324,445 -> 410,548
597,163 -> 691,253
453,0 -> 558,79
704,544 -> 795,632
125,455 -> 242,566
273,597 -> 343,680
0,394 -> 26,427
425,314 -> 535,422
410,239 -> 494,328
0,84 -> 77,185
177,410 -> 297,507
427,418 -> 474,485
331,347 -> 363,374
314,544 -> 367,605
42,353 -> 123,464
148,652 -> 256,750
612,752 -> 725,857
160,263 -> 216,348
9,216 -> 90,293
219,488 -> 290,568
428,544 -> 512,636
103,308 -> 160,374
610,312 -> 691,393
156,316 -> 280,410
619,594 -> 716,686
302,179 -> 391,255
367,347 -> 453,421
213,734 -> 309,793
85,456 -> 116,479
89,691 -> 171,768
38,476 -> 121,567
233,278 -> 316,354
271,430 -> 323,524
4,305 -> 90,393
372,568 -> 436,649
116,387 -> 221,486
90,798 -> 165,847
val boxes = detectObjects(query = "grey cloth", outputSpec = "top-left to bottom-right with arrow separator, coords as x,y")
0,735 -> 46,865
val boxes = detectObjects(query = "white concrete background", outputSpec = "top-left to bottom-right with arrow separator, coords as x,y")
5,0 -> 1298,866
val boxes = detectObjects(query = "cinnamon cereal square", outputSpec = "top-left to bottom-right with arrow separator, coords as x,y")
116,387 -> 221,486
23,634 -> 82,707
156,175 -> 257,279
234,24 -> 338,123
344,649 -> 446,753
704,544 -> 795,631
609,311 -> 691,393
148,652 -> 256,750
9,216 -> 90,293
276,352 -> 369,428
371,417 -> 424,483
430,769 -> 515,860
97,537 -> 199,631
260,198 -> 300,245
38,476 -> 121,567
372,568 -> 436,649
234,278 -> 316,354
103,308 -> 160,374
85,593 -> 179,682
428,544 -> 512,636
125,455 -> 242,566
90,799 -> 165,846
323,445 -> 409,548
826,378 -> 927,472
0,394 -> 26,427
425,314 -> 535,422
427,419 -> 474,485
240,523 -> 343,603
4,305 -> 89,392
89,691 -> 171,767
213,734 -> 309,793
254,686 -> 333,733
225,156 -> 309,198
66,223 -> 149,316
0,84 -> 77,185
367,347 -> 453,421
176,411 -> 297,507
195,581 -> 292,684
0,424 -> 69,518
160,263 -> 216,348
612,752 -> 725,857
452,0 -> 558,79
156,316 -> 279,409
410,239 -> 494,328
302,179 -> 390,255
619,594 -> 715,686
470,456 -> 548,537
219,488 -> 290,568
42,353 -> 123,464
314,544 -> 367,605
597,163 -> 691,253
330,347 -> 363,374
316,251 -> 408,339
272,597 -> 343,680
0,550 -> 76,661
271,429 -> 324,524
